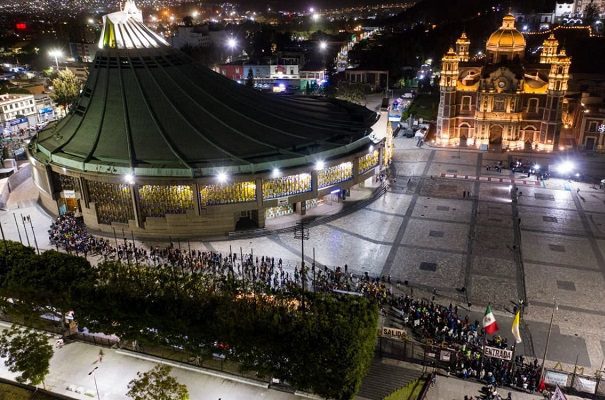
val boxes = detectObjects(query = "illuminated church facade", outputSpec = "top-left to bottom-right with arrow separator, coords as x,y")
437,15 -> 571,151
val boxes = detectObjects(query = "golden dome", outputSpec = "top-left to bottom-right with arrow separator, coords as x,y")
486,14 -> 526,56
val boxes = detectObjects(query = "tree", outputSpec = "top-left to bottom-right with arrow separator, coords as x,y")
336,83 -> 367,105
127,364 -> 189,400
0,325 -> 53,386
2,249 -> 95,326
246,68 -> 255,87
50,69 -> 81,111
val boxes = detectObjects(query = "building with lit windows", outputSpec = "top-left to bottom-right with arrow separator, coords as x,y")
0,93 -> 37,126
436,15 -> 571,151
27,0 -> 390,237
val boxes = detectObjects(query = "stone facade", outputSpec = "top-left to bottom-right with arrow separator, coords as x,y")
436,15 -> 571,151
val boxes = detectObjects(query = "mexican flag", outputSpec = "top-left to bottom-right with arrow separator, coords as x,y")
482,304 -> 499,335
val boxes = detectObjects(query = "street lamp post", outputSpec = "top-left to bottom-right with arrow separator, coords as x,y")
540,299 -> 558,383
88,366 -> 101,400
12,213 -> 22,245
25,215 -> 39,255
227,37 -> 237,62
48,49 -> 62,71
294,221 -> 310,313
20,213 -> 30,247
319,41 -> 328,70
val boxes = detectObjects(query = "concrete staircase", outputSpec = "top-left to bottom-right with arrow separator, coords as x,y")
357,358 -> 423,400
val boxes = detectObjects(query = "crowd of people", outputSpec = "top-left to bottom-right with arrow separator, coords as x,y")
385,295 -> 542,395
49,214 -> 541,395
48,214 -> 394,296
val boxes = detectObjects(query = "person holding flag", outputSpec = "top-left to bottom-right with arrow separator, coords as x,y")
483,304 -> 499,335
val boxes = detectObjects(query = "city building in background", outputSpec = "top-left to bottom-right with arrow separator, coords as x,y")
0,93 -> 38,134
436,15 -> 571,151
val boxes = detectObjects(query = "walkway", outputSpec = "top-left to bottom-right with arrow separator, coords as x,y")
0,321 -> 305,400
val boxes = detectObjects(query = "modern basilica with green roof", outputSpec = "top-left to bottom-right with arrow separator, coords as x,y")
28,0 -> 391,237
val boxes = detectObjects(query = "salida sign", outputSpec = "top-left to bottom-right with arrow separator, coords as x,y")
381,327 -> 406,339
483,346 -> 513,361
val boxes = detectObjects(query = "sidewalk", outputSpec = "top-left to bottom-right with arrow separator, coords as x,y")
0,321 -> 304,400
425,374 -> 588,400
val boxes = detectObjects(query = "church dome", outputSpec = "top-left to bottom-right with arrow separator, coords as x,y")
486,14 -> 526,61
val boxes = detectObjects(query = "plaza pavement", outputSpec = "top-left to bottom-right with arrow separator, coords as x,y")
2,134 -> 605,384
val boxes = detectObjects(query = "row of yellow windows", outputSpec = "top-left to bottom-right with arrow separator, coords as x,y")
318,162 -> 353,188
262,173 -> 312,200
80,156 -> 376,224
200,182 -> 256,206
87,181 -> 134,224
359,150 -> 379,174
139,185 -> 194,218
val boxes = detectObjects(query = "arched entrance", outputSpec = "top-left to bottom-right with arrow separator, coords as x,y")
524,140 -> 533,151
489,125 -> 503,145
459,124 -> 470,147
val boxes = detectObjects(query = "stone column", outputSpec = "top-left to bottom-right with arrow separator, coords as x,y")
130,184 -> 143,228
193,183 -> 202,216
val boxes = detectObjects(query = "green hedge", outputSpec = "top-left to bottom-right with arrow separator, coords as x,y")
0,242 -> 378,399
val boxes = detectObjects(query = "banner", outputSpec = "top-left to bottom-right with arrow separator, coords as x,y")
544,370 -> 569,387
9,117 -> 27,126
573,376 -> 596,394
483,346 -> 513,361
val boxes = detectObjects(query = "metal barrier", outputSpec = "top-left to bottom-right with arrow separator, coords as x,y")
544,368 -> 605,399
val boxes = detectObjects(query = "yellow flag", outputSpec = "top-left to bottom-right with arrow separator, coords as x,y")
512,310 -> 522,344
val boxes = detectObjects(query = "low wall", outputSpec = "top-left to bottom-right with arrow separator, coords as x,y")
0,164 -> 32,209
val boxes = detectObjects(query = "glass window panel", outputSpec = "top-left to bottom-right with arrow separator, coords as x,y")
51,172 -> 77,192
87,180 -> 134,224
200,181 -> 256,206
262,173 -> 312,200
139,185 -> 194,218
358,150 -> 379,174
318,162 -> 353,188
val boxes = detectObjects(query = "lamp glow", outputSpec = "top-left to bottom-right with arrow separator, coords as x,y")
315,160 -> 325,170
124,174 -> 135,184
217,172 -> 228,183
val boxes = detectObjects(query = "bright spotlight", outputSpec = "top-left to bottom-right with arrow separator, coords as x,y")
124,174 -> 135,184
217,172 -> 228,183
319,40 -> 327,50
312,13 -> 320,21
227,37 -> 237,49
555,161 -> 575,174
369,145 -> 374,152
272,168 -> 280,178
315,160 -> 325,170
